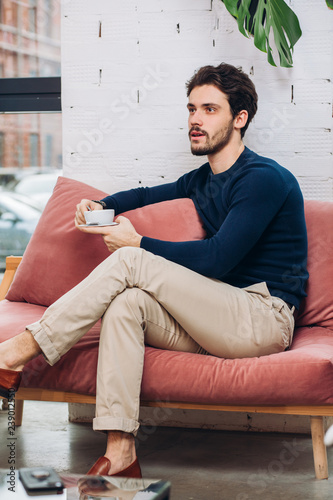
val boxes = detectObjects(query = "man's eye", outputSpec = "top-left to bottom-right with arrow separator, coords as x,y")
188,108 -> 195,113
206,107 -> 215,112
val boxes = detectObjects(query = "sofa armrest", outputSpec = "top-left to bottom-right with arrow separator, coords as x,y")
0,256 -> 22,301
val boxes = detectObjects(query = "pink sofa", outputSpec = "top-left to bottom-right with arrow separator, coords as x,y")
1,176 -> 333,479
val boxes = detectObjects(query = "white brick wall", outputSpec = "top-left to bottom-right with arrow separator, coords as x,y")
61,0 -> 333,200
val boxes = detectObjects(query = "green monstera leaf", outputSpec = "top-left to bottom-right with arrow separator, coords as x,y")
222,0 -> 302,67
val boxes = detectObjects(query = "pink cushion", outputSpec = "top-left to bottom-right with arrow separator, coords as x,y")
6,176 -> 206,307
141,326 -> 333,405
22,326 -> 333,404
1,298 -> 332,405
297,200 -> 333,328
0,300 -> 47,341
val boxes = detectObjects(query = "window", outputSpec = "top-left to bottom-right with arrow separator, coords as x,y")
0,1 -> 61,271
0,132 -> 4,167
28,0 -> 37,33
43,0 -> 53,38
0,113 -> 62,168
45,134 -> 53,166
29,133 -> 39,166
0,0 -> 61,170
0,0 -> 60,79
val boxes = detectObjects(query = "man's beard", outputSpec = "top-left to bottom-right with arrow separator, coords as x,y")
190,121 -> 234,156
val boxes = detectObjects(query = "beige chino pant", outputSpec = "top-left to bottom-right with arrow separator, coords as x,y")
27,247 -> 295,435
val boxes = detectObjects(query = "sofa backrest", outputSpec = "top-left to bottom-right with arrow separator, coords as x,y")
6,177 -> 333,329
296,199 -> 333,329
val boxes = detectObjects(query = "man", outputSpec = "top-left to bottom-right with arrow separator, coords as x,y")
0,63 -> 308,478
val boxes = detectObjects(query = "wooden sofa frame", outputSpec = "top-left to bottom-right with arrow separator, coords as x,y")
1,256 -> 332,480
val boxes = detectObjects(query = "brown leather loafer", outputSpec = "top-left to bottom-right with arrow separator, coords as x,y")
87,456 -> 142,478
0,368 -> 22,399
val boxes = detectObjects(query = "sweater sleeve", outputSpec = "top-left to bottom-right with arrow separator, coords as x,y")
141,168 -> 291,279
100,174 -> 191,214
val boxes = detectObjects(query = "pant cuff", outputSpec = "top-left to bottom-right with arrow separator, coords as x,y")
26,321 -> 61,366
93,416 -> 140,436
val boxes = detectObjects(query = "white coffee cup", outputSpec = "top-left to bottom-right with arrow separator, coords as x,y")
84,209 -> 115,225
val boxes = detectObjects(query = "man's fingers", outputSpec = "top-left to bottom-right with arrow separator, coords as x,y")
76,211 -> 86,224
76,224 -> 108,234
75,199 -> 99,225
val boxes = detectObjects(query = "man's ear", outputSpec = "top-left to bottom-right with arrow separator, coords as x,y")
234,110 -> 248,132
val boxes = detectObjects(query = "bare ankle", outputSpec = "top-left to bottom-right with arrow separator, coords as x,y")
104,431 -> 136,473
0,330 -> 41,371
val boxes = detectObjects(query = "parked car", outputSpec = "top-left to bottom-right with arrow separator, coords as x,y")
0,168 -> 24,188
7,170 -> 62,210
0,167 -> 50,189
0,191 -> 42,271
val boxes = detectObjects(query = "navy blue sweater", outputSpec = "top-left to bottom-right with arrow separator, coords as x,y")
101,147 -> 308,309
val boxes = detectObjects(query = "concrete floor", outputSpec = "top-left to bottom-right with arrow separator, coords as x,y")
1,401 -> 333,499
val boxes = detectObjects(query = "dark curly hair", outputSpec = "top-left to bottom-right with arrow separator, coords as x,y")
186,63 -> 258,138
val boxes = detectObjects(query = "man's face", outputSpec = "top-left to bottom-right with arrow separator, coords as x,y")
187,84 -> 235,156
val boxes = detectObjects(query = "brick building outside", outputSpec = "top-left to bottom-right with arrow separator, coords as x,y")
0,0 -> 62,169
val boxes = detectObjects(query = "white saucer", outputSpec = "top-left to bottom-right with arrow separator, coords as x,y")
79,222 -> 119,227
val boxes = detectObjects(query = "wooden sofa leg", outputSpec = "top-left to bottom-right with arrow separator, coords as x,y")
15,399 -> 24,427
310,416 -> 328,479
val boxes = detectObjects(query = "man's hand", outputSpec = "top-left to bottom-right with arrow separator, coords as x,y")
75,215 -> 142,251
75,199 -> 103,226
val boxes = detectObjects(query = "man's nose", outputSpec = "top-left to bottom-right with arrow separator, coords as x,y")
189,110 -> 203,127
